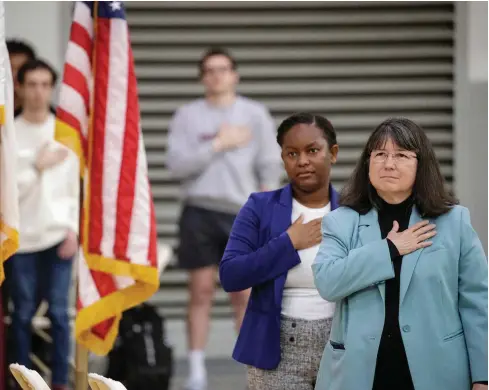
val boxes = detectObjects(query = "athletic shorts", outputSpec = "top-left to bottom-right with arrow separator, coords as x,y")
178,205 -> 237,270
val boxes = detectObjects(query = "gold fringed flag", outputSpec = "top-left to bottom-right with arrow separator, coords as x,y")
0,0 -> 19,284
55,1 -> 159,355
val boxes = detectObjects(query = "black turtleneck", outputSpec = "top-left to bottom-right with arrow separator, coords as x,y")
372,197 -> 487,389
372,196 -> 414,390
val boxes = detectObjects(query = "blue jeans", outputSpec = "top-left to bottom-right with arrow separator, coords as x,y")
7,242 -> 73,386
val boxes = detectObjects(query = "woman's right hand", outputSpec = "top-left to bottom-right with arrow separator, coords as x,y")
387,220 -> 437,255
286,214 -> 323,250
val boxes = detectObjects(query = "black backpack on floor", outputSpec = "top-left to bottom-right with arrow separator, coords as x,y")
107,303 -> 173,390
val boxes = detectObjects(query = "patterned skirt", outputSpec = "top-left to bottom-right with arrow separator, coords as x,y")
248,315 -> 332,390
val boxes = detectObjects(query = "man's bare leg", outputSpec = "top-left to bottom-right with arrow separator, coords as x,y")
185,266 -> 217,390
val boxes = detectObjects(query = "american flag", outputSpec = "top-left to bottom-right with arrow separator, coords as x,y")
55,0 -> 159,355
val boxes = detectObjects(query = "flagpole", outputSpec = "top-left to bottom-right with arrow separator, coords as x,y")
74,339 -> 89,390
75,0 -> 98,386
74,178 -> 89,390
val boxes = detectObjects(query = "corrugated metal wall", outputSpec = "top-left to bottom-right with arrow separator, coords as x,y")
126,1 -> 454,251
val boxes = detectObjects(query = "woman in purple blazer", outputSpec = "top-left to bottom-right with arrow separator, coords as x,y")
219,113 -> 339,390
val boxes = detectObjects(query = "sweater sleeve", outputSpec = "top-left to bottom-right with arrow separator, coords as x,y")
17,150 -> 40,200
253,107 -> 282,190
65,152 -> 80,234
166,107 -> 219,179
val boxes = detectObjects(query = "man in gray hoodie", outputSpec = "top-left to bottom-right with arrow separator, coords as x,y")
167,47 -> 282,390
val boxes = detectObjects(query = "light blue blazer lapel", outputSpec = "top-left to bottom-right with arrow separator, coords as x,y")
399,207 -> 424,305
358,209 -> 386,302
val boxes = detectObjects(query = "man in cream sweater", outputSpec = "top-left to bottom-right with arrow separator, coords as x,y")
6,59 -> 79,390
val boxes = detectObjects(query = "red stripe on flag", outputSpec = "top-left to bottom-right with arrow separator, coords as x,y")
113,48 -> 139,261
92,317 -> 115,340
63,64 -> 90,116
88,18 -> 111,255
70,22 -> 93,61
89,270 -> 118,338
90,271 -> 118,300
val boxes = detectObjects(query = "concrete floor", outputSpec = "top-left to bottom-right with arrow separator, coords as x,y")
170,358 -> 247,390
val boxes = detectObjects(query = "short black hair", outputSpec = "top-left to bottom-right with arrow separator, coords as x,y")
198,47 -> 237,77
6,39 -> 36,60
276,112 -> 337,148
17,59 -> 58,86
340,117 -> 458,217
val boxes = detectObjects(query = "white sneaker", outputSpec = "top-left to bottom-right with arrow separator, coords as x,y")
183,377 -> 207,390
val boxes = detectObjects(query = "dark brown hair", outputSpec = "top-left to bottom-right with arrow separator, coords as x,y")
198,47 -> 237,78
17,59 -> 57,86
6,39 -> 36,60
340,117 -> 458,217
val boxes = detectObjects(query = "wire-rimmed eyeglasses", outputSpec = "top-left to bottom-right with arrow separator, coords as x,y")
370,151 -> 418,164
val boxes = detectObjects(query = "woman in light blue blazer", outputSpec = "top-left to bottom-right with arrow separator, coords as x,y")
312,117 -> 488,390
